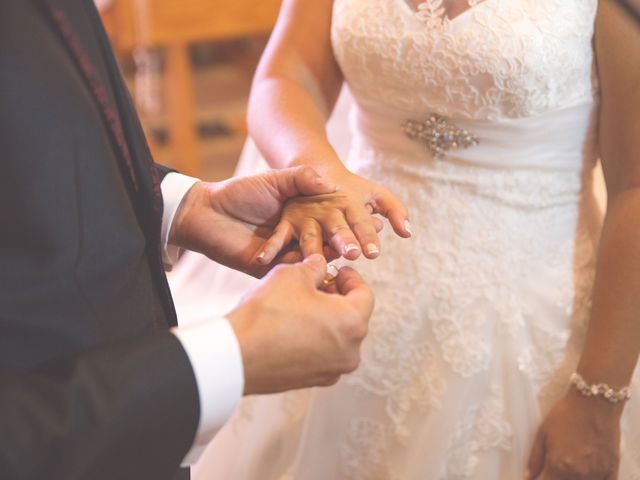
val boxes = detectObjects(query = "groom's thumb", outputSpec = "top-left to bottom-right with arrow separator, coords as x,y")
300,254 -> 328,287
291,165 -> 336,196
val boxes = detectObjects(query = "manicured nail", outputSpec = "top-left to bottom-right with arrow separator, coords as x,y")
523,470 -> 530,480
323,263 -> 339,285
344,243 -> 359,255
404,220 -> 413,236
326,263 -> 339,277
365,243 -> 379,256
257,251 -> 266,261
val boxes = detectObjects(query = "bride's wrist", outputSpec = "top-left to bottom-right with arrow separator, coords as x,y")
287,147 -> 348,178
564,387 -> 626,421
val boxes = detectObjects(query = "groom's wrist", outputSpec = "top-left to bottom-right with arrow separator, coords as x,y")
165,177 -> 204,247
161,173 -> 200,268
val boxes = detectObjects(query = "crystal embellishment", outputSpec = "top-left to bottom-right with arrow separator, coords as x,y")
402,113 -> 479,158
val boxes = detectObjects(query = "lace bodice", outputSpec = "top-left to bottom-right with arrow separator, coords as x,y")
332,0 -> 598,120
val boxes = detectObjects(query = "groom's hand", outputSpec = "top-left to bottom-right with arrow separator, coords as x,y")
168,166 -> 337,277
226,254 -> 374,394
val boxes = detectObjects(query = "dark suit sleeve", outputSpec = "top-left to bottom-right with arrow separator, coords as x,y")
155,163 -> 179,182
0,331 -> 199,480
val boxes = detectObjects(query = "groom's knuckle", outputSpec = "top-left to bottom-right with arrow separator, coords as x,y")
269,263 -> 291,279
342,314 -> 368,342
343,351 -> 362,373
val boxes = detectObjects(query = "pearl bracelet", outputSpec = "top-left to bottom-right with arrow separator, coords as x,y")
570,372 -> 631,404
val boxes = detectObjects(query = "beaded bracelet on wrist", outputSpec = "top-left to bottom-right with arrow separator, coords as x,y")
570,372 -> 631,404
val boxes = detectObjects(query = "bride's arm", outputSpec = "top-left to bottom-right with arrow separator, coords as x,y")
526,1 -> 640,479
246,0 -> 411,263
248,0 -> 344,174
578,0 -> 640,404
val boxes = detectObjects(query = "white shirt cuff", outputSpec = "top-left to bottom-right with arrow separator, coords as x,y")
160,173 -> 200,270
171,318 -> 244,465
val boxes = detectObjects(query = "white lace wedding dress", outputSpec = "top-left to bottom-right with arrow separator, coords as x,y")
175,0 -> 640,478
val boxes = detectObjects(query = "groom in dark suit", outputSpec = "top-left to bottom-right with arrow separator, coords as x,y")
0,1 -> 374,479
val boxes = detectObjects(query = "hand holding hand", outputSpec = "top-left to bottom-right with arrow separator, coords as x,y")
525,390 -> 622,480
168,166 -> 337,277
258,166 -> 412,263
226,254 -> 374,394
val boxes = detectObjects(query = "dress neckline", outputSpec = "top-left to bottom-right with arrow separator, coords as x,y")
398,0 -> 494,26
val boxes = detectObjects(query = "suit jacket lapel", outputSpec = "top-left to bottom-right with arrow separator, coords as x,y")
82,0 -> 165,223
36,0 -> 142,194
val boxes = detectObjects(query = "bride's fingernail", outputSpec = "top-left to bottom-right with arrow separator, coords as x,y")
326,264 -> 339,277
344,243 -> 359,255
257,251 -> 266,261
522,470 -> 530,480
365,243 -> 379,256
404,220 -> 413,236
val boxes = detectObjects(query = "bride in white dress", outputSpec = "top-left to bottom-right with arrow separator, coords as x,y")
171,0 -> 640,478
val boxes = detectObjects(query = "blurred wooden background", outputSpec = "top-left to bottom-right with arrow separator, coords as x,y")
99,0 -> 282,178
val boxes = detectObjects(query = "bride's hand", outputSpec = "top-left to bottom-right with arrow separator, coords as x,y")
257,167 -> 411,263
525,390 -> 622,480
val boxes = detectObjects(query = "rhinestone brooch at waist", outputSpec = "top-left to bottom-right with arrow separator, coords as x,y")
402,113 -> 479,158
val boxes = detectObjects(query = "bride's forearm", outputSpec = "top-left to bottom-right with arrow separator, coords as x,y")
247,76 -> 346,176
578,0 -> 640,393
575,188 -> 640,389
